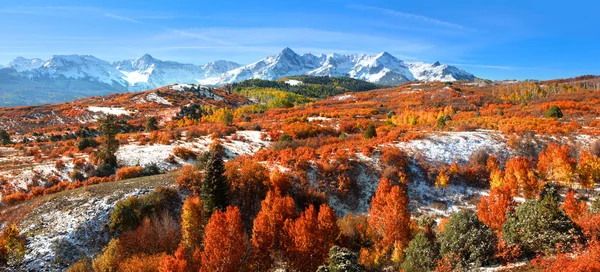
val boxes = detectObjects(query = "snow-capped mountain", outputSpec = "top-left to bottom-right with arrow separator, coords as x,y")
7,57 -> 44,72
0,48 -> 474,106
209,48 -> 472,86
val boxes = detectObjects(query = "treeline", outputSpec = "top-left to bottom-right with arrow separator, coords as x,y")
227,76 -> 383,99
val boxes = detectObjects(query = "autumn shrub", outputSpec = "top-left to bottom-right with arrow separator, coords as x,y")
115,166 -> 143,181
1,192 -> 28,205
109,187 -> 181,234
0,225 -> 26,266
69,170 -> 85,182
175,165 -> 203,195
225,156 -> 269,224
54,159 -> 66,170
66,256 -> 93,272
72,158 -> 87,169
173,146 -> 197,161
118,253 -> 166,272
77,138 -> 99,151
118,214 -> 180,258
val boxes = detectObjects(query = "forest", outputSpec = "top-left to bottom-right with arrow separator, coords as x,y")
1,76 -> 600,271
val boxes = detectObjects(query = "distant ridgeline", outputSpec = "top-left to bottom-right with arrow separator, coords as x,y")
227,76 -> 384,99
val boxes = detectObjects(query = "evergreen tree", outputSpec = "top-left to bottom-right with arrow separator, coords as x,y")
317,246 -> 364,272
545,105 -> 564,118
145,116 -> 159,132
0,130 -> 11,145
402,232 -> 439,272
438,211 -> 496,269
363,124 -> 377,139
97,114 -> 120,168
503,187 -> 582,256
201,146 -> 229,218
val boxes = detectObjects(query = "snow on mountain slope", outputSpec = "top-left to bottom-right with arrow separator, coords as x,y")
0,48 -> 475,106
408,61 -> 475,82
7,57 -> 44,72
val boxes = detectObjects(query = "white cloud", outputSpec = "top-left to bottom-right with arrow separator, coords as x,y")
348,4 -> 470,30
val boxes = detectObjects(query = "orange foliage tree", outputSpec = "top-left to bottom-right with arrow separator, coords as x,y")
562,190 -> 587,220
366,177 -> 411,266
180,196 -> 204,251
225,155 -> 270,224
477,187 -> 516,233
249,190 -> 297,271
504,157 -> 540,198
283,204 -> 339,272
200,206 -> 249,272
577,150 -> 600,188
537,143 -> 576,186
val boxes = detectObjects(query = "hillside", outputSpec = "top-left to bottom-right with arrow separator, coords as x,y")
0,48 -> 474,106
1,75 -> 600,270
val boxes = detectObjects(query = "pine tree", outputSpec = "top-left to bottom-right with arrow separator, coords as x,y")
317,246 -> 364,272
97,114 -> 120,168
439,211 -> 496,269
145,116 -> 159,132
545,105 -> 564,118
503,187 -> 582,256
0,130 -> 11,145
363,124 -> 377,139
201,147 -> 229,218
402,232 -> 439,272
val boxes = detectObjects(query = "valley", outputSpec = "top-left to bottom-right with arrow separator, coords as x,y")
1,75 -> 600,270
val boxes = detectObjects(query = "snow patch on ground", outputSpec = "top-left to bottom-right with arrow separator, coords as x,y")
145,92 -> 172,105
307,116 -> 332,122
19,189 -> 150,271
87,106 -> 131,116
116,130 -> 270,172
285,79 -> 303,86
334,94 -> 355,101
396,130 -> 509,165
171,84 -> 195,91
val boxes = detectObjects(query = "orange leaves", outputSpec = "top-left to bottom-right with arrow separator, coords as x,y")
250,190 -> 296,271
283,204 -> 339,272
504,157 -> 540,198
477,188 -> 516,233
533,240 -> 600,271
225,156 -> 270,220
200,206 -> 249,272
175,165 -> 203,195
538,143 -> 576,186
115,166 -> 143,181
435,170 -> 450,189
180,197 -> 204,251
172,146 -> 197,161
366,177 -> 411,266
576,150 -> 600,188
562,190 -> 587,220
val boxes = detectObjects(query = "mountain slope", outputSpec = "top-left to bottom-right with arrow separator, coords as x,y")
0,48 -> 475,106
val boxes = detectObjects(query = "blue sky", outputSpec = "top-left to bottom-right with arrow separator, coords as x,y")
0,0 -> 597,80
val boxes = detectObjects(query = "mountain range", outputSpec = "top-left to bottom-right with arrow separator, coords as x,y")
0,47 -> 474,106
